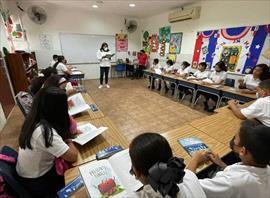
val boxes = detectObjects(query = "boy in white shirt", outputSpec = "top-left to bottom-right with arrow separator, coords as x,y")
187,119 -> 270,198
49,54 -> 58,67
188,62 -> 210,81
228,79 -> 270,127
149,58 -> 160,89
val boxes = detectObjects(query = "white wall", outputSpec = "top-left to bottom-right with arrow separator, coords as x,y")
142,0 -> 270,83
6,1 -> 142,79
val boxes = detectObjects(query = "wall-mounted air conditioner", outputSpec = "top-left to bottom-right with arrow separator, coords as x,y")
168,7 -> 201,23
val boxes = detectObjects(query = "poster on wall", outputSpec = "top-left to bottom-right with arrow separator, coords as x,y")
192,24 -> 270,73
159,26 -> 171,56
169,32 -> 183,54
116,33 -> 128,52
150,34 -> 159,52
40,34 -> 53,50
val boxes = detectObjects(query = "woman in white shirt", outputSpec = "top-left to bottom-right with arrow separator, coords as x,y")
238,64 -> 270,94
16,87 -> 78,197
53,55 -> 72,77
129,133 -> 206,198
97,42 -> 113,89
201,61 -> 227,112
187,120 -> 270,198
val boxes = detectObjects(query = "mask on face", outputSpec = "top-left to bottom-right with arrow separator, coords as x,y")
103,47 -> 108,51
229,136 -> 240,158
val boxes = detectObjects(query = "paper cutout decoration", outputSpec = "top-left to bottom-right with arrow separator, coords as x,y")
116,33 -> 128,52
150,34 -> 159,52
159,26 -> 171,56
167,54 -> 177,63
169,33 -> 183,54
40,34 -> 53,50
220,46 -> 242,72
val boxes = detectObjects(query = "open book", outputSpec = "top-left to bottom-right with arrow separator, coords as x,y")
68,93 -> 90,116
178,137 -> 209,156
72,123 -> 108,145
79,149 -> 143,198
154,68 -> 162,75
104,53 -> 115,59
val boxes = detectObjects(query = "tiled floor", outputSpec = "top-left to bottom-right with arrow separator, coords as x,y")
0,78 -> 209,149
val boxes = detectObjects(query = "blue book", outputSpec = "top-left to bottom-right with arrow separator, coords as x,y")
57,176 -> 84,198
178,137 -> 209,156
89,104 -> 98,112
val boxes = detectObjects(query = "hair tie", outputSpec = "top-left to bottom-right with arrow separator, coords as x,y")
147,157 -> 186,197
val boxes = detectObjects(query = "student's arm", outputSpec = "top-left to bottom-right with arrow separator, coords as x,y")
186,150 -> 210,173
240,89 -> 256,94
209,153 -> 227,169
238,79 -> 245,89
228,100 -> 247,119
209,79 -> 225,85
61,141 -> 78,163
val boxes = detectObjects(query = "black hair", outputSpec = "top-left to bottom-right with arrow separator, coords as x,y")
53,55 -> 65,69
239,120 -> 270,166
258,79 -> 270,91
41,67 -> 57,79
100,42 -> 109,52
166,59 -> 174,66
255,64 -> 270,81
153,58 -> 159,64
199,62 -> 207,69
129,133 -> 185,198
19,87 -> 71,149
182,61 -> 190,69
215,61 -> 227,71
140,49 -> 145,53
53,54 -> 58,59
43,75 -> 62,88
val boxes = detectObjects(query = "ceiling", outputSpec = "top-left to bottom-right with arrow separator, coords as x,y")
14,0 -> 199,17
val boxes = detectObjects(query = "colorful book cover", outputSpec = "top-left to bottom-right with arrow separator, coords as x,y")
79,160 -> 126,198
178,137 -> 209,156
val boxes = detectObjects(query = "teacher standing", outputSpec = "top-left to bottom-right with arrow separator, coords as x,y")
97,42 -> 112,89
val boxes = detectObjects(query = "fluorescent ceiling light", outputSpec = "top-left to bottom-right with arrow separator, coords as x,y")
129,3 -> 136,7
92,4 -> 98,8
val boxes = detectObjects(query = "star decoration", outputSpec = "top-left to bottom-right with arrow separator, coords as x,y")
255,44 -> 260,49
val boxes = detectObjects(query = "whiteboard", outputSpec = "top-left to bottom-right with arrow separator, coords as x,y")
60,33 -> 116,64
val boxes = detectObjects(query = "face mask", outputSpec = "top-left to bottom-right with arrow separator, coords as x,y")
256,92 -> 260,99
103,47 -> 108,51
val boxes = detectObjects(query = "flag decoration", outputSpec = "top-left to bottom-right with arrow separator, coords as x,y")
192,24 -> 270,73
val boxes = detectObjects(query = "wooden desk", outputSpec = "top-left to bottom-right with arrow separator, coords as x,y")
72,93 -> 105,121
220,86 -> 256,103
189,112 -> 242,145
215,100 -> 254,113
73,117 -> 129,166
161,124 -> 231,165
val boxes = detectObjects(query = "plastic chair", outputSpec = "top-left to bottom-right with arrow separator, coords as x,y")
115,64 -> 126,77
225,78 -> 235,87
0,146 -> 34,198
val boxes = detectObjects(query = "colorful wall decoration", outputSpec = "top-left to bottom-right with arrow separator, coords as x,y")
169,32 -> 183,54
192,24 -> 270,73
158,26 -> 171,56
150,34 -> 159,53
115,33 -> 128,52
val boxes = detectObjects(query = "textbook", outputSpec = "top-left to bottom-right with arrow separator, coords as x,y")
105,53 -> 115,59
68,93 -> 90,116
178,137 -> 209,156
79,149 -> 143,198
57,176 -> 84,198
72,123 -> 108,146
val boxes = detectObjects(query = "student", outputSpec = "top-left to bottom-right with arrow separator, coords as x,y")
129,133 -> 206,198
49,54 -> 58,67
187,62 -> 210,81
202,61 -> 227,112
149,58 -> 160,89
187,120 -> 270,198
16,87 -> 78,197
137,50 -> 148,78
97,42 -> 113,88
30,67 -> 57,95
228,79 -> 270,127
53,55 -> 72,77
164,59 -> 175,72
238,64 -> 270,94
176,61 -> 190,77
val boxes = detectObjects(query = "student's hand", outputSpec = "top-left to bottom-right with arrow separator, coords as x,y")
238,79 -> 244,85
191,150 -> 210,166
208,152 -> 227,169
68,100 -> 75,108
228,99 -> 238,106
76,129 -> 83,135
202,81 -> 209,85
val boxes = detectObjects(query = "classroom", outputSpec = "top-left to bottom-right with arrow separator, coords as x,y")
0,0 -> 270,197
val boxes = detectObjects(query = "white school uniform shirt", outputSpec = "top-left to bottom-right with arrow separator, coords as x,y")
183,66 -> 198,74
240,96 -> 270,127
166,64 -> 181,72
16,125 -> 69,178
97,49 -> 112,67
131,170 -> 206,198
209,71 -> 227,84
193,70 -> 210,79
56,62 -> 68,75
150,63 -> 161,70
199,163 -> 270,198
243,74 -> 261,90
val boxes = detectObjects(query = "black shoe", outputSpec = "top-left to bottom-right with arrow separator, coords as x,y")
203,101 -> 209,111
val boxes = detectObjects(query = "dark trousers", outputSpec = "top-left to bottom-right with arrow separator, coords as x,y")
18,166 -> 64,198
100,67 -> 110,85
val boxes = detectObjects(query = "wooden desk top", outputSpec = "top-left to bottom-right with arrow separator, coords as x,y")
189,112 -> 242,145
221,86 -> 256,99
72,93 -> 105,121
214,100 -> 254,113
73,117 -> 129,166
161,124 -> 231,165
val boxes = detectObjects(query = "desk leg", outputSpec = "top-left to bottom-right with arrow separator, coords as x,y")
150,76 -> 154,90
160,80 -> 166,95
173,83 -> 178,101
191,89 -> 197,108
